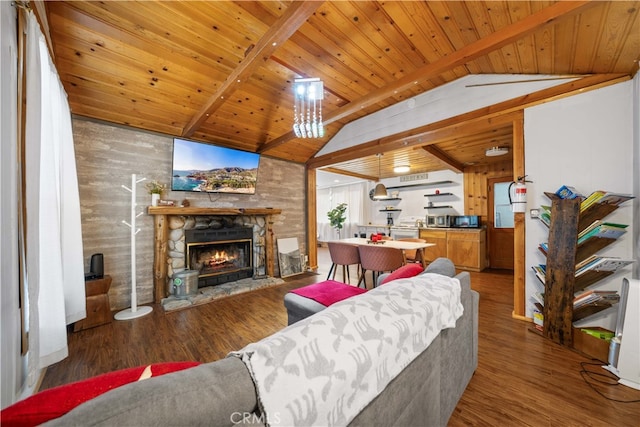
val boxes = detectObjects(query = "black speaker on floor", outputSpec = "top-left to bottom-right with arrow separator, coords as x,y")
90,253 -> 104,279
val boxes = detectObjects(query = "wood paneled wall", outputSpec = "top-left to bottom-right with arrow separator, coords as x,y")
463,160 -> 513,221
73,118 -> 306,310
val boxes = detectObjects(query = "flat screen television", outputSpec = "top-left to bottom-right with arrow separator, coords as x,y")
171,138 -> 260,194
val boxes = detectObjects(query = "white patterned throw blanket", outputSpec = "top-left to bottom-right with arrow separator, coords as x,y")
231,273 -> 463,427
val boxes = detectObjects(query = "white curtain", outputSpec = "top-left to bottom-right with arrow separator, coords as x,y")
24,12 -> 85,371
317,182 -> 366,241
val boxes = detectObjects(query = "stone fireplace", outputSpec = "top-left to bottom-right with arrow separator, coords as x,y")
185,227 -> 253,287
148,207 -> 281,303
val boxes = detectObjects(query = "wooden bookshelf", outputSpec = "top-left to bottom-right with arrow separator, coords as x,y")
540,192 -> 626,352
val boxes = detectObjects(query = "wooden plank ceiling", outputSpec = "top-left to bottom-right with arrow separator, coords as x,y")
44,1 -> 639,179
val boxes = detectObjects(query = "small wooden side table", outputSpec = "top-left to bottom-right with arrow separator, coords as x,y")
73,275 -> 112,332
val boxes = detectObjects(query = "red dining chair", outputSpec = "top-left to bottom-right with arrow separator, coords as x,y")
357,245 -> 406,288
327,242 -> 361,285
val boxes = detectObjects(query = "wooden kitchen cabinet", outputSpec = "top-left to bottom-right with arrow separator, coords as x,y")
446,229 -> 486,272
418,228 -> 486,271
419,229 -> 448,262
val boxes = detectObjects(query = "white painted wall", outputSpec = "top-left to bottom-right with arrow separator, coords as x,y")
524,81 -> 637,330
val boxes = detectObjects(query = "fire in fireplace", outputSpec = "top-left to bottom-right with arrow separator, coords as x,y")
185,227 -> 253,287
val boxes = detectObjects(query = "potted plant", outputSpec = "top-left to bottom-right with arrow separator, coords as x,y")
145,180 -> 166,206
327,203 -> 348,239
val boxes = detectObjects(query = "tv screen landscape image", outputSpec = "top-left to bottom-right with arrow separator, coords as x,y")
171,138 -> 260,194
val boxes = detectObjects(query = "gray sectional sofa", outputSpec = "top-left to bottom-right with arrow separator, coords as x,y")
48,263 -> 478,427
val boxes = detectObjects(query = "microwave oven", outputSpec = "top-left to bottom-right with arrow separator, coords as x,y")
426,215 -> 451,228
450,215 -> 480,228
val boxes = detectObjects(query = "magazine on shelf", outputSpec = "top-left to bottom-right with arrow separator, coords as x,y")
577,223 -> 627,244
578,220 -> 627,240
580,190 -> 606,211
532,265 -> 546,284
539,205 -> 551,227
575,257 -> 634,276
597,192 -> 635,206
573,290 -> 619,309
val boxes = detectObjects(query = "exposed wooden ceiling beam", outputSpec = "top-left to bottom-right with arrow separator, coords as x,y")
182,1 -> 322,138
260,0 -> 596,154
320,167 -> 378,183
421,146 -> 465,174
306,73 -> 627,169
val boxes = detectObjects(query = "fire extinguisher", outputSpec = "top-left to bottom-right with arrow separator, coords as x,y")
508,175 -> 530,213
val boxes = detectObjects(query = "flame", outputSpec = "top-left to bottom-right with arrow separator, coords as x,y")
208,250 -> 236,266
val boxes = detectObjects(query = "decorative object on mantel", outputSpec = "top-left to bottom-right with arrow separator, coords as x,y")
145,179 -> 166,206
181,198 -> 190,207
117,174 -> 153,320
292,77 -> 324,138
161,276 -> 285,312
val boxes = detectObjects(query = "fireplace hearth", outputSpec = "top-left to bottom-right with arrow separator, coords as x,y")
185,227 -> 253,287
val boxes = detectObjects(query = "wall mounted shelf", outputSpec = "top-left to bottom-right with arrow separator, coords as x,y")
379,209 -> 402,212
424,206 -> 453,209
424,193 -> 453,197
386,180 -> 453,190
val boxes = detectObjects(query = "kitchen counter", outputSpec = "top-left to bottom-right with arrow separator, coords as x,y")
418,227 -> 485,232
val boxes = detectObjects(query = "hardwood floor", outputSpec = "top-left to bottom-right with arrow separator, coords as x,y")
41,248 -> 640,425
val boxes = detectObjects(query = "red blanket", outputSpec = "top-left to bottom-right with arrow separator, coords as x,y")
1,361 -> 200,427
290,280 -> 366,306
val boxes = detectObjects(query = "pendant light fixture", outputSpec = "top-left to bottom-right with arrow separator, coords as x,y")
373,153 -> 388,199
293,77 -> 324,138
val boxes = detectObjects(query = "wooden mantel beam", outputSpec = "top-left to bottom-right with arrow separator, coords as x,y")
147,207 -> 282,216
260,0 -> 596,154
182,1 -> 322,138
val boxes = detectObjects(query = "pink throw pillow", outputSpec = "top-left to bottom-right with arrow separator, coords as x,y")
381,263 -> 424,285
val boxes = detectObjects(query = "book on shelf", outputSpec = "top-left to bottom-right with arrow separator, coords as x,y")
576,222 -> 627,244
555,185 -> 583,200
580,328 -> 614,341
573,289 -> 619,308
578,220 -> 627,240
575,257 -> 634,276
532,265 -> 546,284
597,192 -> 635,206
574,294 -> 619,309
580,190 -> 606,211
533,310 -> 544,327
539,205 -> 551,227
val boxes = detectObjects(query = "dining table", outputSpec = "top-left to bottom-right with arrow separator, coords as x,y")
333,237 -> 434,268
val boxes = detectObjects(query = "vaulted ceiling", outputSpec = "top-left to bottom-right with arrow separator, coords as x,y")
42,1 -> 639,179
